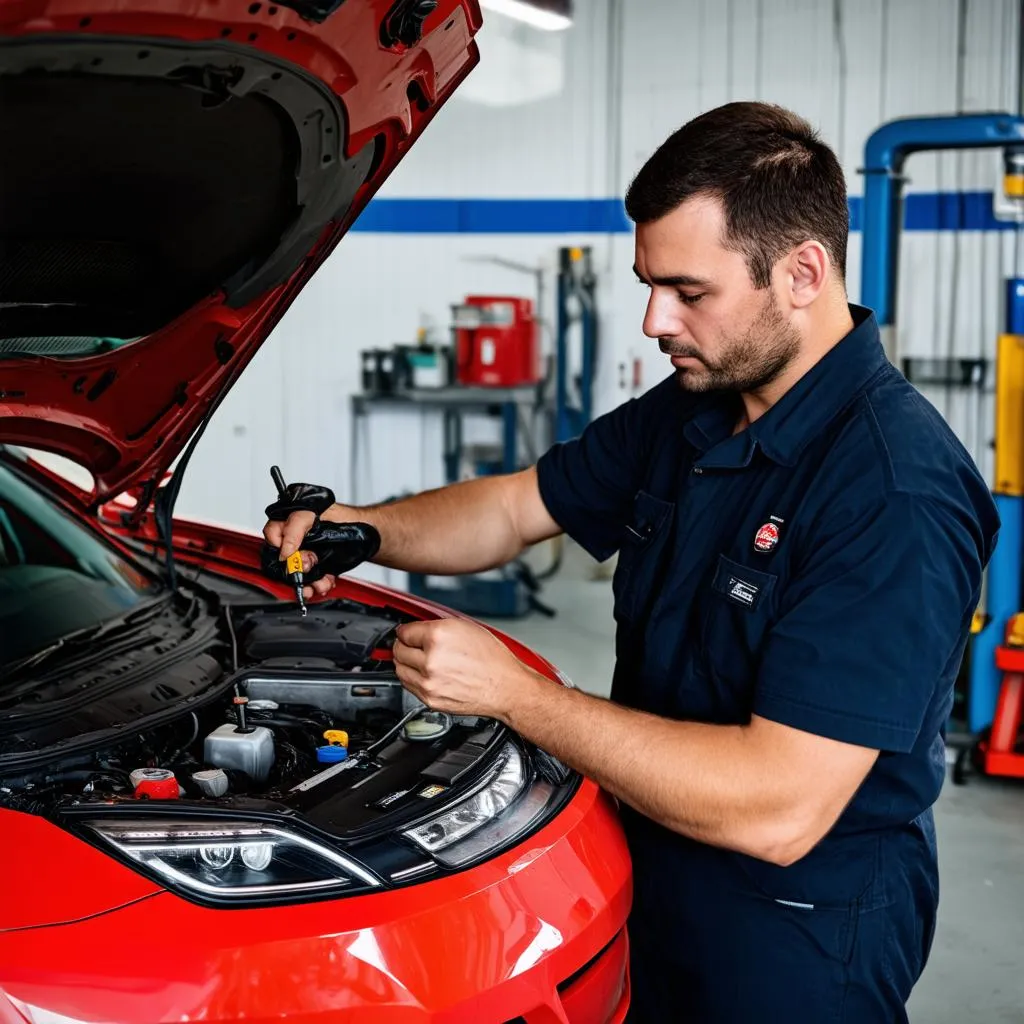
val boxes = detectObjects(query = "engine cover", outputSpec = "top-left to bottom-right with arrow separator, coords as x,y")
239,605 -> 397,666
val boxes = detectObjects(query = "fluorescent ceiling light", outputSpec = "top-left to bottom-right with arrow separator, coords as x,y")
479,0 -> 573,31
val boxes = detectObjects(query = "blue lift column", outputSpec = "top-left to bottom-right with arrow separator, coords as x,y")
860,113 -> 1024,734
983,280 -> 1024,732
554,246 -> 597,444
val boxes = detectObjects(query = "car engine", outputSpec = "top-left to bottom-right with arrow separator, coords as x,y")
0,598 -> 454,814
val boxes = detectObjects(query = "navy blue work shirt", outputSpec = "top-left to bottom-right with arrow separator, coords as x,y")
536,305 -> 998,980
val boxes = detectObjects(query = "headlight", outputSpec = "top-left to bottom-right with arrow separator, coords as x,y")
403,742 -> 559,868
85,820 -> 379,903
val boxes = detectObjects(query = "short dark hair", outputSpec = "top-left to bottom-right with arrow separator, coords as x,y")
624,102 -> 849,288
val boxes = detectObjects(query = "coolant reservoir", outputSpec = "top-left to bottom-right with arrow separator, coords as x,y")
204,724 -> 275,783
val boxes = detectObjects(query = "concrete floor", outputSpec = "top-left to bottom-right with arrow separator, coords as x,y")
485,542 -> 1024,1023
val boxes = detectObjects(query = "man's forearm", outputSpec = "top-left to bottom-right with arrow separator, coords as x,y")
323,475 -> 526,575
503,672 -> 814,864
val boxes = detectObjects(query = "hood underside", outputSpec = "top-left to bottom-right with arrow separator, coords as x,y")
0,1 -> 481,505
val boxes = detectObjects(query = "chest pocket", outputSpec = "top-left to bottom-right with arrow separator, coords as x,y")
613,490 -> 675,625
700,553 -> 779,685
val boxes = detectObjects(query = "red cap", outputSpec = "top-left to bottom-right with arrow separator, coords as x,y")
134,775 -> 179,800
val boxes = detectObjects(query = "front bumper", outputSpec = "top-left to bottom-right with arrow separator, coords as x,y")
0,784 -> 631,1023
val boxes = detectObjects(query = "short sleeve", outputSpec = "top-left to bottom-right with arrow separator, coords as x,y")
754,492 -> 986,753
536,387 -> 662,562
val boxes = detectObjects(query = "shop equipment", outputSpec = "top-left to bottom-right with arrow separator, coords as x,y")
860,113 -> 1024,778
452,295 -> 542,388
351,245 -> 597,618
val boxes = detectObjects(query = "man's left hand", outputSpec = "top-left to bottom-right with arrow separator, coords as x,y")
392,618 -> 535,722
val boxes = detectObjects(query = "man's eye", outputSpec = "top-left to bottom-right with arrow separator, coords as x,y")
678,292 -> 705,306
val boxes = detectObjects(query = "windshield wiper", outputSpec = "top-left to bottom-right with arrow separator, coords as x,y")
91,593 -> 175,640
2,594 -> 174,679
5,637 -> 71,675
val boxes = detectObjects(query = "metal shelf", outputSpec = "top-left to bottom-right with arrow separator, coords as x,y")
350,386 -> 551,505
351,385 -> 544,412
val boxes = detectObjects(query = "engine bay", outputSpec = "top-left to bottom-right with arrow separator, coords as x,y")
0,597 -> 508,833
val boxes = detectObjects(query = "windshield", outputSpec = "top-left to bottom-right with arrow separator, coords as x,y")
0,464 -> 163,668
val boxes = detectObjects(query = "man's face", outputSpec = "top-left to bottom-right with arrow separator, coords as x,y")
634,195 -> 801,393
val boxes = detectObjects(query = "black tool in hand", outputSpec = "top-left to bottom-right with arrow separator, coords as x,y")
269,466 -> 312,615
262,466 -> 382,616
270,465 -> 289,502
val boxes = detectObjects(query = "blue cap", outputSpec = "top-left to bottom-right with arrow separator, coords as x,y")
316,744 -> 348,764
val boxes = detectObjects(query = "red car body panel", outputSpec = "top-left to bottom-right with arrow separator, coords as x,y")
0,0 -> 481,506
0,778 -> 630,1023
0,811 -> 163,931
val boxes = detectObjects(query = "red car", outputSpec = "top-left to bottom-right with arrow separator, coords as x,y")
0,1 -> 632,1021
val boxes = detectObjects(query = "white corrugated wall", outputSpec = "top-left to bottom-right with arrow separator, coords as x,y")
176,0 -> 1022,584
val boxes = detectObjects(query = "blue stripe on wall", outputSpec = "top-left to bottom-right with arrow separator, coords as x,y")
848,191 -> 1017,232
350,191 -> 1019,235
351,197 -> 633,234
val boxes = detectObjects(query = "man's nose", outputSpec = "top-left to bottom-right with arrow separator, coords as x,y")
642,291 -> 683,340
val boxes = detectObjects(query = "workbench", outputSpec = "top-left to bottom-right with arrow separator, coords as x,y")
349,385 -> 548,499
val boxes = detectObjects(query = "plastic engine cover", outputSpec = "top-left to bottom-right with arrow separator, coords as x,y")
240,606 -> 396,666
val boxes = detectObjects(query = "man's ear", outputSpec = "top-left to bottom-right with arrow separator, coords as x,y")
783,241 -> 830,308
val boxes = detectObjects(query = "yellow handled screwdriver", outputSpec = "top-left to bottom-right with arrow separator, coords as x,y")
285,550 -> 307,617
271,466 -> 309,617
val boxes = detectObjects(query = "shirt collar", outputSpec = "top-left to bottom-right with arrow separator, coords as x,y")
683,304 -> 887,469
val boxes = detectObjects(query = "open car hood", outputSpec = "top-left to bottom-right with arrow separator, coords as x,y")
0,0 -> 480,507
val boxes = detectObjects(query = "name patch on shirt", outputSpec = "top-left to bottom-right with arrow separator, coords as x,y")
727,577 -> 760,607
711,554 -> 777,613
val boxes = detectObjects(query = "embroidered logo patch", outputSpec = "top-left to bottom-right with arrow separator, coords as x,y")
728,577 -> 759,607
753,522 -> 780,553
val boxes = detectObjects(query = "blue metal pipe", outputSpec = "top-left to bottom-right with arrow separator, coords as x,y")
501,401 -> 518,475
580,292 -> 595,429
555,258 -> 571,443
860,114 -> 1024,330
1007,278 -> 1024,335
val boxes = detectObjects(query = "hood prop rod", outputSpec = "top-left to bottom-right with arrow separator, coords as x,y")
152,376 -> 234,593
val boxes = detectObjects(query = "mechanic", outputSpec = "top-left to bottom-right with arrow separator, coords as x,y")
263,102 -> 999,1022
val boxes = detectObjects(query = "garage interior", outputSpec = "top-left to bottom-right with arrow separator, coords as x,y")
161,2 -> 1024,1018
3,0 -> 1023,1019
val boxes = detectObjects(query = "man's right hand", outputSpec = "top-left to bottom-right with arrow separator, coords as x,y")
262,510 -> 334,598
262,506 -> 382,598
264,509 -> 316,562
